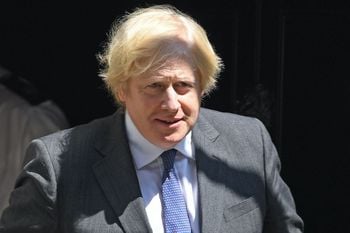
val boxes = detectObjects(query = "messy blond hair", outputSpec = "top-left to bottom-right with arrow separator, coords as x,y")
98,5 -> 223,103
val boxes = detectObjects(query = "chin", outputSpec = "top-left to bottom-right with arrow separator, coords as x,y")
152,128 -> 190,148
162,134 -> 185,146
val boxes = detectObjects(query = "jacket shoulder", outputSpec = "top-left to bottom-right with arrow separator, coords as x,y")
200,108 -> 264,132
38,112 -> 118,144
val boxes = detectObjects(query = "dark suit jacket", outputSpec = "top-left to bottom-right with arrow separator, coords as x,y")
0,108 -> 303,233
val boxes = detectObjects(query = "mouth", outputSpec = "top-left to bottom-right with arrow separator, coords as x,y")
156,118 -> 183,125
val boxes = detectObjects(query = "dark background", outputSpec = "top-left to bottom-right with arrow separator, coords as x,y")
1,0 -> 349,232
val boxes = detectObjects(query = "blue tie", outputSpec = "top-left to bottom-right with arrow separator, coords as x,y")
161,149 -> 192,233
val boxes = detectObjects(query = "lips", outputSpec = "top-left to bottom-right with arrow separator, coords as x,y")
156,117 -> 183,125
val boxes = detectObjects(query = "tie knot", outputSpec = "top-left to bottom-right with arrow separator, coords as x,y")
161,149 -> 177,172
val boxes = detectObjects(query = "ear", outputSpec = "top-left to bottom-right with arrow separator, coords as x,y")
117,87 -> 127,102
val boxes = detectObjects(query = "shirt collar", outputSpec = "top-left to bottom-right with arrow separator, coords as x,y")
124,111 -> 194,170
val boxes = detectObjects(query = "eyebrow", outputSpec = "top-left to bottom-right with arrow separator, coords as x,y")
146,74 -> 195,81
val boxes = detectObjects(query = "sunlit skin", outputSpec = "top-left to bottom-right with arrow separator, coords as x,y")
118,58 -> 202,149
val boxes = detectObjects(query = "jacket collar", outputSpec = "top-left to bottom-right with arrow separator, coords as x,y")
92,110 -> 152,233
192,111 -> 229,233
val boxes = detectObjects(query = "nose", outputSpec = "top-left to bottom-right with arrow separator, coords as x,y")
161,86 -> 180,112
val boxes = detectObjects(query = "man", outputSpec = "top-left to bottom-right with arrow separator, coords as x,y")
0,5 -> 303,233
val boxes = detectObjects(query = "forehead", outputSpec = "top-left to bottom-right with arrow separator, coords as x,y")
146,58 -> 197,80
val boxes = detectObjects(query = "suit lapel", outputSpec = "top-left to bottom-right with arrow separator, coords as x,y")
193,112 -> 230,233
92,111 -> 152,233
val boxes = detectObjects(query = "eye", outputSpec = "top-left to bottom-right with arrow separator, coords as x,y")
174,81 -> 194,94
176,82 -> 193,88
143,82 -> 164,95
147,82 -> 163,89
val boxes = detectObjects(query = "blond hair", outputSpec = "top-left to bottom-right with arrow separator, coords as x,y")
98,5 -> 223,103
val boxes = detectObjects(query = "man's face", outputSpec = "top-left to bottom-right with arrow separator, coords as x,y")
119,58 -> 202,149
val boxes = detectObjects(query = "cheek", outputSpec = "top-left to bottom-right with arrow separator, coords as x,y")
181,103 -> 200,124
141,97 -> 160,112
133,96 -> 161,120
182,94 -> 201,111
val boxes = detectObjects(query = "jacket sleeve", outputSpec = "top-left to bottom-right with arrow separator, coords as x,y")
0,139 -> 58,233
256,119 -> 304,233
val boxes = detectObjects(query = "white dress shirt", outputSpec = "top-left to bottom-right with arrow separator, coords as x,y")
124,111 -> 199,233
